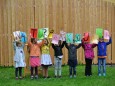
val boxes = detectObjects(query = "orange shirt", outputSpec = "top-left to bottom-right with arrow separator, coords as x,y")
28,41 -> 44,57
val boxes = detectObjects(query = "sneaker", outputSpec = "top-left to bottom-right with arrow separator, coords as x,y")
74,75 -> 76,78
103,73 -> 106,76
35,75 -> 38,79
19,76 -> 23,80
31,76 -> 34,80
54,75 -> 58,78
98,73 -> 102,76
70,75 -> 72,78
58,76 -> 61,78
15,77 -> 18,80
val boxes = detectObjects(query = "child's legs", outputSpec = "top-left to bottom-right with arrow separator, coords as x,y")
35,66 -> 38,76
15,68 -> 19,77
58,58 -> 62,76
88,59 -> 92,75
102,58 -> 106,74
54,57 -> 58,76
45,66 -> 48,77
69,66 -> 72,75
19,67 -> 22,77
31,67 -> 34,76
73,67 -> 76,75
98,58 -> 102,74
85,58 -> 90,75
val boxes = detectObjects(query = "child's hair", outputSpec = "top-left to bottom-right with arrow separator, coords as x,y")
44,38 -> 49,45
16,41 -> 21,46
31,38 -> 37,43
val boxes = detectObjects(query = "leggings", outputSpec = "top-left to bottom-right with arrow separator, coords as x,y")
15,67 -> 22,77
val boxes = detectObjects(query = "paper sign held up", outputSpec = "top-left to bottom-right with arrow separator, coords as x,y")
20,32 -> 27,43
42,28 -> 49,38
104,30 -> 109,40
48,29 -> 54,38
74,34 -> 81,44
52,34 -> 60,44
96,28 -> 103,38
66,33 -> 73,43
83,32 -> 90,42
38,29 -> 44,39
30,28 -> 38,38
60,30 -> 66,41
90,34 -> 99,44
13,31 -> 21,41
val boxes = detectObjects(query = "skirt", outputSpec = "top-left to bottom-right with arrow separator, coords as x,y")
41,54 -> 52,66
68,59 -> 77,67
30,56 -> 41,67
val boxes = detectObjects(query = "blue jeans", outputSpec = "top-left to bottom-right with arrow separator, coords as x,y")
69,66 -> 76,75
98,58 -> 106,74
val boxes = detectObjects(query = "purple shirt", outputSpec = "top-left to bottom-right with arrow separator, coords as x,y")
82,43 -> 97,59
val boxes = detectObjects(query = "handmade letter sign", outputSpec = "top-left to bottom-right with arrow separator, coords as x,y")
60,30 -> 66,41
83,32 -> 90,42
90,34 -> 99,44
13,31 -> 21,41
74,34 -> 81,44
52,34 -> 60,44
38,29 -> 44,39
96,28 -> 103,38
66,33 -> 73,43
48,29 -> 54,38
42,28 -> 49,38
104,30 -> 109,40
20,32 -> 27,43
30,28 -> 38,38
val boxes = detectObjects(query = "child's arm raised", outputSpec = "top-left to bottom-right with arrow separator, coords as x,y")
65,41 -> 69,49
106,37 -> 112,45
61,41 -> 66,48
37,39 -> 45,47
76,43 -> 82,49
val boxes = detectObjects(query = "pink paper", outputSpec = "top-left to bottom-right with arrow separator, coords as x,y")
52,34 -> 60,44
104,30 -> 109,40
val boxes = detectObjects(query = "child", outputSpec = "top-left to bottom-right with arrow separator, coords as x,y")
52,40 -> 65,78
28,37 -> 44,79
82,39 -> 97,76
41,38 -> 52,78
65,42 -> 81,78
97,36 -> 112,76
13,40 -> 26,80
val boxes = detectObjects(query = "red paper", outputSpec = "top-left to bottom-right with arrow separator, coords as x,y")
83,32 -> 90,42
30,28 -> 38,38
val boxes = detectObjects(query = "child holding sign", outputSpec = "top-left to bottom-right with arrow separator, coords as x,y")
82,33 -> 97,76
41,38 -> 52,79
65,41 -> 82,78
28,36 -> 44,79
13,38 -> 26,80
52,40 -> 65,78
97,36 -> 112,76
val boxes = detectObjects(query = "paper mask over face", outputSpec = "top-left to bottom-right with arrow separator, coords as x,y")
96,28 -> 103,38
30,28 -> 38,38
60,30 -> 66,41
66,33 -> 73,43
38,29 -> 44,39
74,34 -> 81,44
104,30 -> 109,40
42,28 -> 49,38
51,34 -> 60,44
83,32 -> 90,42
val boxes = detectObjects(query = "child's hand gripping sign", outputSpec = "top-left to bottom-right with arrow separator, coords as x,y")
66,33 -> 73,43
52,34 -> 60,44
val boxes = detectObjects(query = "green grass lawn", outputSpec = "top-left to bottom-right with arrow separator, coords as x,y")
0,65 -> 115,86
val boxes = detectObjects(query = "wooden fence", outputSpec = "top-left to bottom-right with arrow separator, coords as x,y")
0,0 -> 115,66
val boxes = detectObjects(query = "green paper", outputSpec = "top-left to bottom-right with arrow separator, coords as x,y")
74,34 -> 81,44
96,28 -> 103,38
66,33 -> 73,43
38,29 -> 44,39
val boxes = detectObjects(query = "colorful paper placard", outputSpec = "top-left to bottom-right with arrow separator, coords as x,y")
48,29 -> 54,38
13,31 -> 21,41
51,34 -> 60,44
38,29 -> 44,39
60,30 -> 66,41
66,33 -> 73,43
104,30 -> 109,40
42,28 -> 49,38
30,28 -> 38,38
96,28 -> 103,38
90,34 -> 99,44
83,32 -> 90,42
74,34 -> 81,44
20,32 -> 27,43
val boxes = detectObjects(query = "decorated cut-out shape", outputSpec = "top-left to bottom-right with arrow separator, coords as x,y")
96,28 -> 103,38
42,28 -> 49,38
104,30 -> 109,40
90,34 -> 99,44
48,29 -> 54,38
30,28 -> 38,38
20,32 -> 27,43
83,32 -> 90,42
38,29 -> 44,39
74,34 -> 81,44
60,30 -> 66,41
51,34 -> 60,44
66,33 -> 73,43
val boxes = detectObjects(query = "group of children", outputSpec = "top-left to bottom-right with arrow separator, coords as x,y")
13,33 -> 112,80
